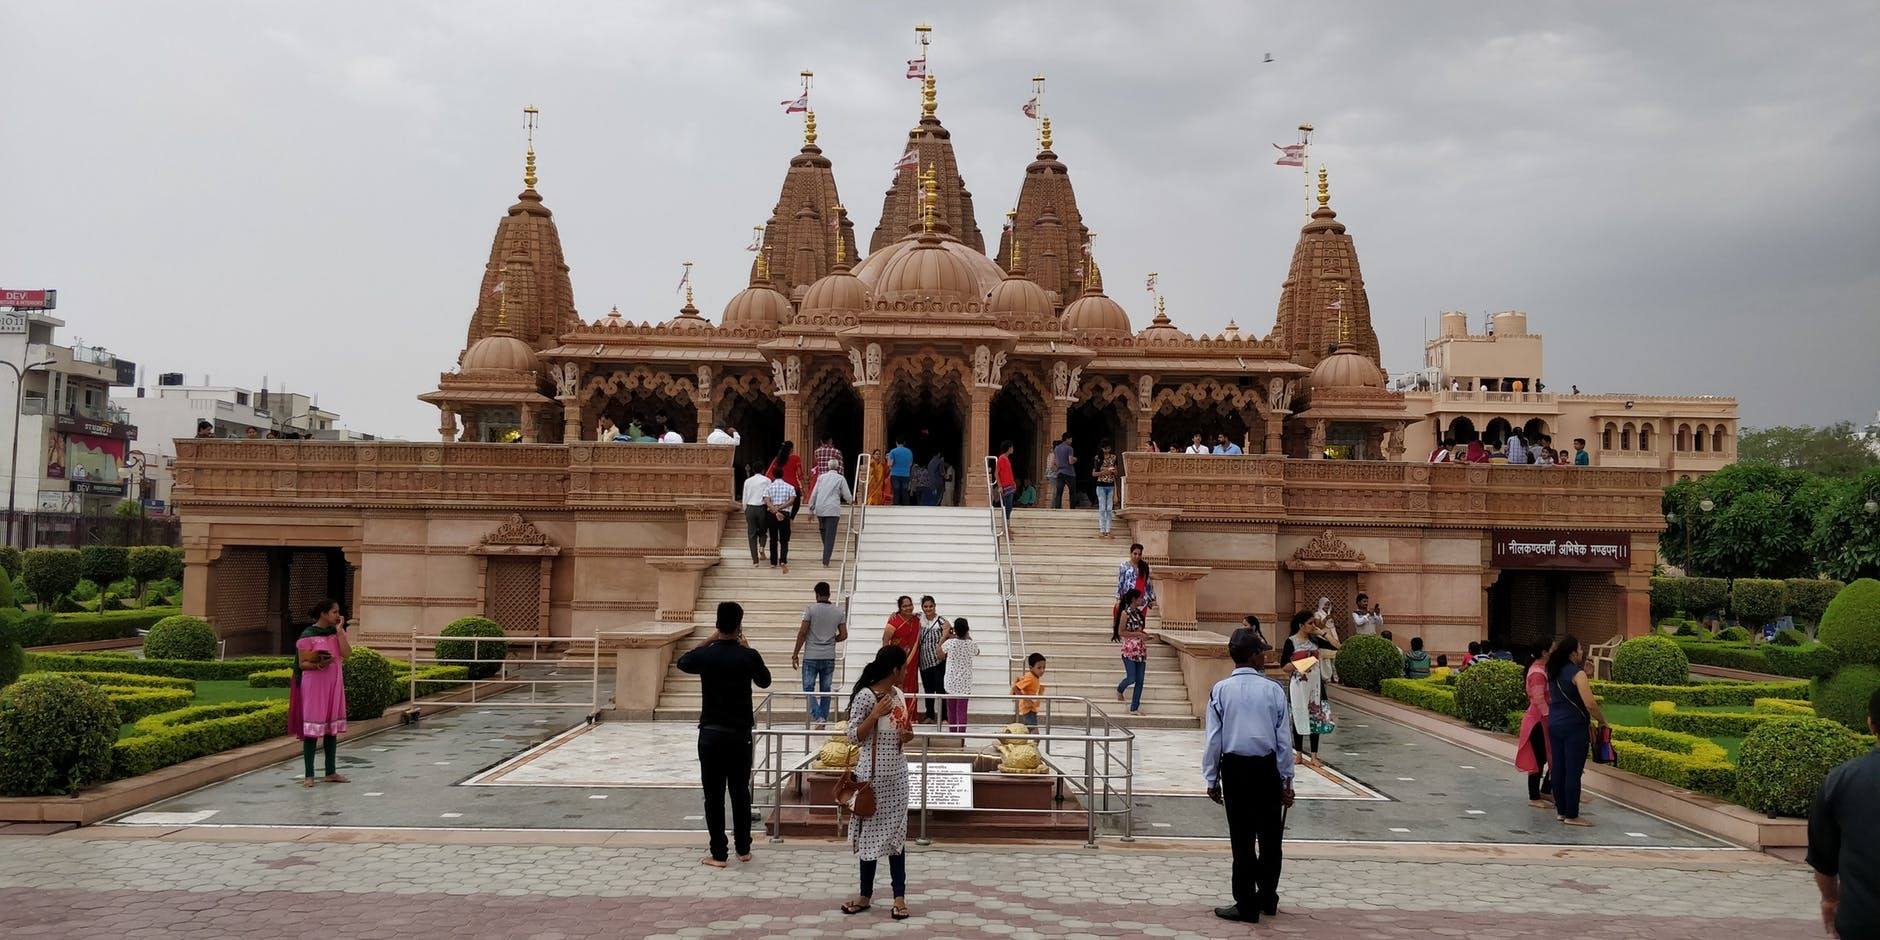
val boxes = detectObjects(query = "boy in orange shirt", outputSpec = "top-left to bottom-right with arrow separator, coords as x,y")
1011,652 -> 1047,728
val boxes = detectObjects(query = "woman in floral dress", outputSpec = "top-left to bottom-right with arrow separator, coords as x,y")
841,645 -> 913,920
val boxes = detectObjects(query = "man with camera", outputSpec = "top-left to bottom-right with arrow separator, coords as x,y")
677,602 -> 772,869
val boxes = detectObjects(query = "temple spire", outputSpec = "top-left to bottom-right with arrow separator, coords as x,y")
747,82 -> 855,297
462,105 -> 579,351
1269,161 -> 1381,367
868,23 -> 985,253
998,87 -> 1089,309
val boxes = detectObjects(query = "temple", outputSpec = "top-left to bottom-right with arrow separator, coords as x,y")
173,44 -> 1734,719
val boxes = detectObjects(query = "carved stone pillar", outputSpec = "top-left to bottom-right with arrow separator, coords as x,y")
519,407 -> 537,444
559,395 -> 583,442
965,384 -> 996,507
1046,400 -> 1068,451
461,412 -> 481,444
437,409 -> 458,442
694,397 -> 715,443
860,384 -> 885,457
1264,418 -> 1283,456
1135,407 -> 1154,452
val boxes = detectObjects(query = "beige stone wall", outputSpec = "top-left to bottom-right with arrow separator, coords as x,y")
1401,390 -> 1738,483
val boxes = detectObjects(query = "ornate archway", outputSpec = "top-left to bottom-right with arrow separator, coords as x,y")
1149,378 -> 1275,453
581,367 -> 699,441
989,369 -> 1049,487
803,364 -> 862,478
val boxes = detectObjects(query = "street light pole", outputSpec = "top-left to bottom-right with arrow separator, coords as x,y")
2,358 -> 56,548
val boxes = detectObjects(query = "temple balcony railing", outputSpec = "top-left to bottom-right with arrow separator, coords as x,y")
171,440 -> 737,510
1120,454 -> 1665,531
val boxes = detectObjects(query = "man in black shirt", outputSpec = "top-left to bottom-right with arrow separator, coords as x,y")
676,602 -> 772,868
1810,688 -> 1880,939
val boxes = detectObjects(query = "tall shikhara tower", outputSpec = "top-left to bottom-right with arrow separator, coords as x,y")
462,108 -> 580,352
748,108 -> 859,303
868,74 -> 985,254
1270,167 -> 1381,369
996,111 -> 1091,310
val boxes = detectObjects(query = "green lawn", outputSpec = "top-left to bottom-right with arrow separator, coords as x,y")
1598,701 -> 1746,762
116,680 -> 287,740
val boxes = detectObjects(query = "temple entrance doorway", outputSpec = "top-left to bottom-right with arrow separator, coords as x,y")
209,547 -> 354,657
886,390 -> 965,505
805,374 -> 863,480
720,393 -> 782,487
1152,407 -> 1252,455
1066,398 -> 1130,507
1486,570 -> 1620,653
988,376 -> 1045,493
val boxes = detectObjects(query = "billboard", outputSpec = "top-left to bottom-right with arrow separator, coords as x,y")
0,289 -> 56,310
1491,529 -> 1632,571
0,312 -> 25,334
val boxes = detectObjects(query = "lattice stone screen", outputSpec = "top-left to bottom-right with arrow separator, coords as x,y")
485,556 -> 543,634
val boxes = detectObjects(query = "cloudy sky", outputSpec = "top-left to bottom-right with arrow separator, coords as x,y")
3,1 -> 1876,440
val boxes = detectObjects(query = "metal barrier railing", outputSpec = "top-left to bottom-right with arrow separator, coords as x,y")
751,690 -> 1135,849
831,452 -> 874,694
403,633 -> 602,724
984,455 -> 1028,685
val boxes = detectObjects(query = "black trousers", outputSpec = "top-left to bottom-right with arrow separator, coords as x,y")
744,505 -> 768,564
818,514 -> 839,564
697,726 -> 754,861
1220,752 -> 1284,912
1525,723 -> 1553,801
767,514 -> 791,565
919,663 -> 947,721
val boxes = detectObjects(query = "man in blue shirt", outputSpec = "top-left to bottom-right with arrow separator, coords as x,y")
1202,624 -> 1295,924
1050,434 -> 1076,508
887,439 -> 915,505
1211,434 -> 1242,455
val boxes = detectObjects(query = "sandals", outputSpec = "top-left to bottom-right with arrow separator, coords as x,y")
892,901 -> 911,920
840,900 -> 872,915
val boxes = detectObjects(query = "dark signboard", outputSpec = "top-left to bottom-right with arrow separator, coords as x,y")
71,479 -> 128,496
1491,529 -> 1632,570
113,359 -> 138,386
53,413 -> 136,441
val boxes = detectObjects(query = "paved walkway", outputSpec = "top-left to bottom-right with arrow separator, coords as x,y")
0,833 -> 1819,939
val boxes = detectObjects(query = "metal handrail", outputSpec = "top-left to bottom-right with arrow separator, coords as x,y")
404,633 -> 602,724
832,452 -> 874,692
984,455 -> 1027,685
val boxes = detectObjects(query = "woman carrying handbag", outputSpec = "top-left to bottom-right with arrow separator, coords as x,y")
1544,635 -> 1608,827
839,645 -> 915,921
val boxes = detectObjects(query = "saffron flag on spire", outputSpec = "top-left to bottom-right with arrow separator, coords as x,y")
675,267 -> 692,295
1021,95 -> 1040,119
1325,298 -> 1343,310
906,56 -> 927,79
1274,142 -> 1306,167
781,93 -> 809,114
893,146 -> 919,171
491,281 -> 505,295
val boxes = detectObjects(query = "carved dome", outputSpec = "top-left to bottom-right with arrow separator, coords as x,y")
986,272 -> 1053,319
800,263 -> 872,315
854,234 -> 1005,299
1308,341 -> 1386,389
461,330 -> 538,373
873,234 -> 983,303
665,300 -> 711,329
1137,300 -> 1190,342
721,283 -> 793,327
1061,291 -> 1131,335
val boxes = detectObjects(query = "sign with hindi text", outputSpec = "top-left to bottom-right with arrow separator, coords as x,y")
1491,529 -> 1631,570
908,761 -> 975,810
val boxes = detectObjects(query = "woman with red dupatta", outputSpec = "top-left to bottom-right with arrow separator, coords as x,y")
1516,642 -> 1555,808
881,595 -> 922,709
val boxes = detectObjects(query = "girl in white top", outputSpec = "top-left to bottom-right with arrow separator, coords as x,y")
938,619 -> 979,734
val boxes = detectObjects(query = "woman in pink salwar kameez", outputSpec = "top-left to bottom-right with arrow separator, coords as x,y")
289,599 -> 351,788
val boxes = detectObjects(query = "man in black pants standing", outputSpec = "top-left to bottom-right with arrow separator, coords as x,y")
676,602 -> 772,868
1201,624 -> 1296,923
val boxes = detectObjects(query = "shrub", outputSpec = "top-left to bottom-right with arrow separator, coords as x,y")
1752,698 -> 1815,717
1730,578 -> 1788,629
1379,677 -> 1459,717
1454,659 -> 1525,731
78,546 -> 129,589
1607,724 -> 1736,795
1817,578 -> 1880,665
1674,620 -> 1703,637
26,651 -> 291,681
1673,639 -> 1768,673
436,617 -> 509,680
98,592 -> 124,612
1591,677 -> 1811,706
343,648 -> 399,722
0,545 -> 20,578
1,608 -> 181,649
49,671 -> 194,723
1811,664 -> 1880,733
127,547 -> 172,595
112,700 -> 289,779
1683,577 -> 1729,615
0,638 -> 20,688
53,595 -> 85,614
0,573 -> 15,610
1762,641 -> 1842,678
1774,627 -> 1808,647
20,548 -> 83,608
1787,579 -> 1844,626
0,674 -> 120,795
1332,634 -> 1402,692
1647,699 -> 1787,738
1735,717 -> 1867,817
1650,577 -> 1686,619
143,615 -> 217,661
1716,625 -> 1754,643
1613,636 -> 1690,686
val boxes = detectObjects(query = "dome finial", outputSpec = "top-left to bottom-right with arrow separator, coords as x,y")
1335,284 -> 1349,341
756,244 -> 771,281
921,164 -> 938,234
1008,209 -> 1024,272
804,109 -> 817,148
682,260 -> 695,307
1317,164 -> 1330,209
522,105 -> 540,190
831,204 -> 847,265
923,75 -> 937,117
1040,116 -> 1053,152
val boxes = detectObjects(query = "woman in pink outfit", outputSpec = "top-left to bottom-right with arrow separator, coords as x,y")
1516,642 -> 1554,808
289,599 -> 351,788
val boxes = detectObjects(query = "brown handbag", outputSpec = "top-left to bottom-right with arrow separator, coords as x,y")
833,714 -> 881,819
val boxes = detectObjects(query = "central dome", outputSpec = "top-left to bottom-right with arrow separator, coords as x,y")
1308,341 -> 1386,389
854,233 -> 1005,299
461,330 -> 537,373
872,235 -> 984,304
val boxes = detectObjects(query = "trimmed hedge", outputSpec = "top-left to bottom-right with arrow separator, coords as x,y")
343,648 -> 399,722
3,607 -> 185,649
1812,664 -> 1880,733
436,617 -> 509,680
1716,625 -> 1754,643
1379,677 -> 1458,717
1650,577 -> 1686,619
1683,577 -> 1729,614
1646,700 -> 1787,738
1673,636 -> 1841,678
1818,578 -> 1880,666
142,616 -> 216,661
1591,677 -> 1812,706
1786,579 -> 1845,626
1674,639 -> 1768,673
1735,717 -> 1868,817
0,674 -> 120,795
1773,627 -> 1808,647
0,545 -> 20,578
1613,635 -> 1690,686
25,651 -> 292,681
1730,579 -> 1788,629
1752,698 -> 1815,716
1607,724 -> 1736,796
1455,660 -> 1525,731
49,671 -> 196,724
20,548 -> 82,607
1333,634 -> 1403,693
247,663 -> 470,703
78,547 -> 129,589
1762,641 -> 1842,678
112,700 -> 289,779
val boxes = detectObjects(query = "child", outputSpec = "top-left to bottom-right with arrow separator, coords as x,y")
1461,641 -> 1481,669
1011,652 -> 1047,728
1404,637 -> 1432,679
939,618 -> 978,734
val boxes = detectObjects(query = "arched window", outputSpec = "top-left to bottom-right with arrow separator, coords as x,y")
1602,422 -> 1615,451
1694,424 -> 1708,452
1620,422 -> 1635,450
1676,423 -> 1691,452
1639,424 -> 1653,451
1484,417 -> 1513,447
1523,418 -> 1548,441
1712,426 -> 1727,453
1447,416 -> 1477,444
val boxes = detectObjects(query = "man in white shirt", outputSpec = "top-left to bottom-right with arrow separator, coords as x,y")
660,427 -> 684,444
1185,434 -> 1210,455
741,466 -> 771,566
705,424 -> 740,446
1351,593 -> 1383,636
764,473 -> 798,573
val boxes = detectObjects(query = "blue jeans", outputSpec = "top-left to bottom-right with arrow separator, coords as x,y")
1095,484 -> 1114,533
801,659 -> 836,722
1117,656 -> 1146,711
1547,717 -> 1590,819
891,476 -> 911,505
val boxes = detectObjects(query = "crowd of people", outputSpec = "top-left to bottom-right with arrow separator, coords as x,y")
739,438 -> 854,573
1429,431 -> 1591,466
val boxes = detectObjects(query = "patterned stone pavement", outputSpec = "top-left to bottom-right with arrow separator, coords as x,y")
0,834 -> 1819,939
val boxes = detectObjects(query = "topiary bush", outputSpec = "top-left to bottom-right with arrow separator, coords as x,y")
143,615 -> 217,661
435,616 -> 509,680
1812,664 -> 1880,733
1379,677 -> 1458,717
1332,634 -> 1403,692
1682,577 -> 1729,616
0,638 -> 20,689
0,572 -> 16,611
1612,635 -> 1690,686
1762,641 -> 1843,679
112,700 -> 289,779
1786,579 -> 1844,626
1730,578 -> 1788,630
0,674 -> 121,795
1735,717 -> 1868,817
20,548 -> 83,609
1817,578 -> 1880,666
1773,626 -> 1808,647
1650,577 -> 1686,620
126,546 -> 172,598
78,546 -> 129,590
343,647 -> 399,722
1454,659 -> 1525,731
0,545 -> 20,579
1717,625 -> 1754,643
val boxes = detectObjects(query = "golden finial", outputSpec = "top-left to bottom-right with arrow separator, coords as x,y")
496,279 -> 508,329
921,164 -> 938,233
682,260 -> 694,306
1335,284 -> 1349,342
922,75 -> 937,117
1040,116 -> 1053,152
1005,209 -> 1021,269
804,110 -> 817,147
1317,164 -> 1330,208
1155,295 -> 1168,322
1086,259 -> 1102,291
522,105 -> 540,189
831,204 -> 846,265
756,244 -> 771,281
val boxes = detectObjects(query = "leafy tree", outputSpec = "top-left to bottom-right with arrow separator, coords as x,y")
1738,422 -> 1880,479
1663,464 -> 1847,579
1809,468 -> 1880,583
